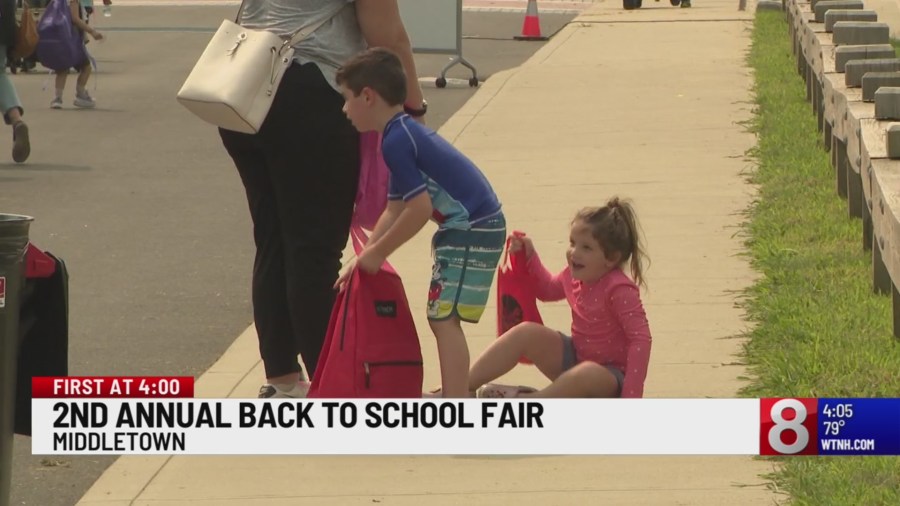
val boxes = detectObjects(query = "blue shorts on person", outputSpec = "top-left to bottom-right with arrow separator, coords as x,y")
427,214 -> 506,323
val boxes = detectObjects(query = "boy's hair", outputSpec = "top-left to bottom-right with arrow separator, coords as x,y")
336,48 -> 407,106
573,197 -> 648,288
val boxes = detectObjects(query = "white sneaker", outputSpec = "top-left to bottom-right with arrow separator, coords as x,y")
257,381 -> 311,399
50,97 -> 63,109
74,92 -> 96,109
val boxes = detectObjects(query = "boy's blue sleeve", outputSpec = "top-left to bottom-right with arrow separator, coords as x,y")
387,175 -> 402,201
382,129 -> 427,202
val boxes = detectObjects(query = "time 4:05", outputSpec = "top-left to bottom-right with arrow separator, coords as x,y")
821,403 -> 853,419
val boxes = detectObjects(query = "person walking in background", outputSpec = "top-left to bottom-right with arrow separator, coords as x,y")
80,0 -> 94,21
469,198 -> 653,398
0,0 -> 31,162
9,1 -> 46,74
51,0 -> 103,109
218,0 -> 425,399
79,0 -> 112,24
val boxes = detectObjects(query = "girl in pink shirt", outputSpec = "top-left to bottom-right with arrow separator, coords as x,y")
469,197 -> 652,398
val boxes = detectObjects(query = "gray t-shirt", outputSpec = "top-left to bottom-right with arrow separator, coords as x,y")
239,0 -> 366,90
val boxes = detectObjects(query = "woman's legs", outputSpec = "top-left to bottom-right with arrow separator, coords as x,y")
220,63 -> 358,390
0,49 -> 22,115
220,127 -> 301,384
261,64 -> 359,379
468,322 -> 566,393
0,46 -> 29,162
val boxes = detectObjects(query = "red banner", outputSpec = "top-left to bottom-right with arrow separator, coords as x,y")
32,376 -> 194,398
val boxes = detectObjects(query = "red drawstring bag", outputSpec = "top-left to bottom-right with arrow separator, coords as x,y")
496,232 -> 542,365
353,131 -> 390,231
308,226 -> 424,398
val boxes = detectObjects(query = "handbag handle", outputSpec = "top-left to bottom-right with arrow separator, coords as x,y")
235,2 -> 346,50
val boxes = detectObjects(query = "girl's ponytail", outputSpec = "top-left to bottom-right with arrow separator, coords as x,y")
574,197 -> 648,288
607,197 -> 646,288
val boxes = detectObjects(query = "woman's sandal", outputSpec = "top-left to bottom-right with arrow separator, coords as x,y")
475,383 -> 538,398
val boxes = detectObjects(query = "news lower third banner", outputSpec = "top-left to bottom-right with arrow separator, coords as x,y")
29,377 -> 900,456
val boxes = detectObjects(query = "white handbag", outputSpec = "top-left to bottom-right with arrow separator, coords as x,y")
176,4 -> 343,134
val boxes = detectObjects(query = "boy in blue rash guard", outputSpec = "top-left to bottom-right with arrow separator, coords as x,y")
335,48 -> 505,398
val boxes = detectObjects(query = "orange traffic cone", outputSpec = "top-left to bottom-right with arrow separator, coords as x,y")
514,0 -> 548,41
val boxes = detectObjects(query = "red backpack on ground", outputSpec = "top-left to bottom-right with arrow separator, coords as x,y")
308,227 -> 423,398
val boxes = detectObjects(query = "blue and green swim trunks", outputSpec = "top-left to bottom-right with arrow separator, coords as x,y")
427,213 -> 506,322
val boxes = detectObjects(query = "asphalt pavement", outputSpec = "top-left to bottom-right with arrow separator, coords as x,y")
3,5 -> 577,506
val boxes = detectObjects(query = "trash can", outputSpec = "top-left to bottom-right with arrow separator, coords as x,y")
14,244 -> 69,437
0,214 -> 32,506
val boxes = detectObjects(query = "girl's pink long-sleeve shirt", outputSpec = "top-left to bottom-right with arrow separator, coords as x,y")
527,253 -> 652,398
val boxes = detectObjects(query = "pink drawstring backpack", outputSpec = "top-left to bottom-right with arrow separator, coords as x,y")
497,232 -> 543,365
353,132 -> 390,231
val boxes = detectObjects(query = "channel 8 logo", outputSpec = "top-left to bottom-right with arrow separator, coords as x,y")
759,398 -> 818,455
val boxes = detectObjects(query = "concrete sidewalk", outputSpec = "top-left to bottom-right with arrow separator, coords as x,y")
76,1 -> 778,504
866,0 -> 900,37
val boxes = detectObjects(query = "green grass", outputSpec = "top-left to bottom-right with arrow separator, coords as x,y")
893,39 -> 900,57
744,12 -> 900,505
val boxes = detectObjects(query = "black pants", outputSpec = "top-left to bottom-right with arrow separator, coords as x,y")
220,63 -> 359,379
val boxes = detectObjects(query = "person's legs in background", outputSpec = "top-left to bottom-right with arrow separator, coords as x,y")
0,45 -> 30,163
74,61 -> 95,108
52,61 -> 95,109
52,70 -> 68,109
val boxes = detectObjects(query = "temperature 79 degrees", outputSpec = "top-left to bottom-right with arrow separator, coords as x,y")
823,419 -> 846,436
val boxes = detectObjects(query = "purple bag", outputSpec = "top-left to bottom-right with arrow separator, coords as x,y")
352,131 -> 390,231
36,0 -> 88,72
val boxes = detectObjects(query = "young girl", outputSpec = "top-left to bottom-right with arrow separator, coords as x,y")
51,0 -> 103,109
468,197 -> 652,398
